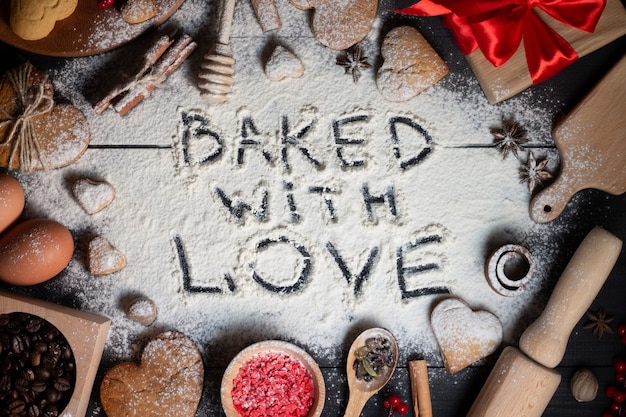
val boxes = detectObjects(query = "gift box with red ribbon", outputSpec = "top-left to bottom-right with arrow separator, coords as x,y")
396,0 -> 626,104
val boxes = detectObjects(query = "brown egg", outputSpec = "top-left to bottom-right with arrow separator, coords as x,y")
0,219 -> 74,286
0,173 -> 25,233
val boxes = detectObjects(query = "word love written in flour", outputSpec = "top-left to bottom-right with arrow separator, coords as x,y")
170,107 -> 452,301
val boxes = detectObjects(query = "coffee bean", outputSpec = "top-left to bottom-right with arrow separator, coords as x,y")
8,398 -> 25,413
41,354 -> 58,370
11,335 -> 24,354
30,352 -> 42,367
35,368 -> 50,381
14,378 -> 29,392
52,378 -> 70,392
27,403 -> 40,417
31,381 -> 46,393
24,317 -> 43,334
45,388 -> 61,403
43,403 -> 59,417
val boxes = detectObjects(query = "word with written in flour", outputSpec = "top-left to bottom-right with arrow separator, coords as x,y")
171,107 -> 450,301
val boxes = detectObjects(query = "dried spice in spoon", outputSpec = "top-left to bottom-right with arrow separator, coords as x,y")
353,335 -> 395,382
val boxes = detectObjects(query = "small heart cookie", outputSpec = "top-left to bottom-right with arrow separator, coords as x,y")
264,45 -> 305,81
88,236 -> 126,275
294,0 -> 377,50
72,178 -> 116,215
377,26 -> 448,102
100,331 -> 204,417
431,298 -> 502,374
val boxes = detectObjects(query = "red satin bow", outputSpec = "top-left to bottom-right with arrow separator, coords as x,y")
396,0 -> 606,84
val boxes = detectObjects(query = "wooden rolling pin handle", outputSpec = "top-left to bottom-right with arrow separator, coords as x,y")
519,227 -> 622,368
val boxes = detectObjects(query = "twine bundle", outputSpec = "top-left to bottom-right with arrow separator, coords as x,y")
0,63 -> 54,171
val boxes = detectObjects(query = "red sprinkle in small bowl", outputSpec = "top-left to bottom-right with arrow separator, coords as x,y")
221,340 -> 325,417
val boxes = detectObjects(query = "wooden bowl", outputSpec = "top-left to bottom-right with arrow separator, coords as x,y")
221,340 -> 326,417
0,290 -> 110,417
0,0 -> 184,57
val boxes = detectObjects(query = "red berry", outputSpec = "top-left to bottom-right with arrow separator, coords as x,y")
396,403 -> 409,415
388,395 -> 402,408
97,0 -> 114,8
608,385 -> 618,398
383,399 -> 391,410
617,373 -> 626,385
612,402 -> 623,414
618,324 -> 626,337
602,412 -> 614,417
615,391 -> 626,403
615,359 -> 626,373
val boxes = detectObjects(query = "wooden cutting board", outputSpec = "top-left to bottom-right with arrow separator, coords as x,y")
530,53 -> 626,223
0,0 -> 184,57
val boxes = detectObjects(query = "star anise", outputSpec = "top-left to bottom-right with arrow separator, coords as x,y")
490,116 -> 529,159
337,45 -> 371,83
583,308 -> 614,339
520,151 -> 552,193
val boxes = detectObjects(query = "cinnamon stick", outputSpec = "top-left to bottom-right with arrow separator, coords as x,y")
113,34 -> 197,116
93,33 -> 174,114
251,0 -> 282,32
409,360 -> 432,417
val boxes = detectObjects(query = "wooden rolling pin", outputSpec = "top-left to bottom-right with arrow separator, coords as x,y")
467,226 -> 622,417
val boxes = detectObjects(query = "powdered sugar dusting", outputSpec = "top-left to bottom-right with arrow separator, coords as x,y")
9,0 -> 579,398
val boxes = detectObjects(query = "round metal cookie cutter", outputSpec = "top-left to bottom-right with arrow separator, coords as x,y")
485,244 -> 536,296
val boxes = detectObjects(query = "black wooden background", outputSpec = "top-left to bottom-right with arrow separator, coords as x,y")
1,1 -> 625,416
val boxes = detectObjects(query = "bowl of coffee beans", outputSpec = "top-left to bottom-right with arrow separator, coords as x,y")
0,290 -> 110,417
0,313 -> 76,417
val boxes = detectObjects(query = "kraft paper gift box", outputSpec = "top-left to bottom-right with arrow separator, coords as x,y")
398,0 -> 626,104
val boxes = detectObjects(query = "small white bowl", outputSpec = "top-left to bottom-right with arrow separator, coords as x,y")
221,340 -> 325,417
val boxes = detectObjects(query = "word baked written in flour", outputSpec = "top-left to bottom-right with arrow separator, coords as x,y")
172,230 -> 450,300
175,108 -> 433,172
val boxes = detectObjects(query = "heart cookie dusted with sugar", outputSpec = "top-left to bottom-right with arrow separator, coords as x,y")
289,0 -> 377,50
100,331 -> 204,417
431,298 -> 502,374
264,45 -> 305,81
377,26 -> 448,102
0,63 -> 89,172
88,236 -> 127,275
72,178 -> 116,215
10,0 -> 78,40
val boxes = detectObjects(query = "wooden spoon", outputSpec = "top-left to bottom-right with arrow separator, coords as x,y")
530,54 -> 626,223
344,328 -> 398,417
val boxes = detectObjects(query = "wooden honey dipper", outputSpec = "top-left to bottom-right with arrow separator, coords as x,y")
198,0 -> 236,103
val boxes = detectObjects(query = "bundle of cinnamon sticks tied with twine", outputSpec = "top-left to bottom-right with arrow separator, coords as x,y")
95,30 -> 196,116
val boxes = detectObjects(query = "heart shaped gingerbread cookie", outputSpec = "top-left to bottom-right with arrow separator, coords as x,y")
431,298 -> 502,374
100,331 -> 204,417
0,63 -> 89,172
290,0 -> 377,50
377,26 -> 448,102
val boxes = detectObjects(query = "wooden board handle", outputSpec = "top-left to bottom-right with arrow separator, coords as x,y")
529,175 -> 578,223
519,227 -> 622,368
